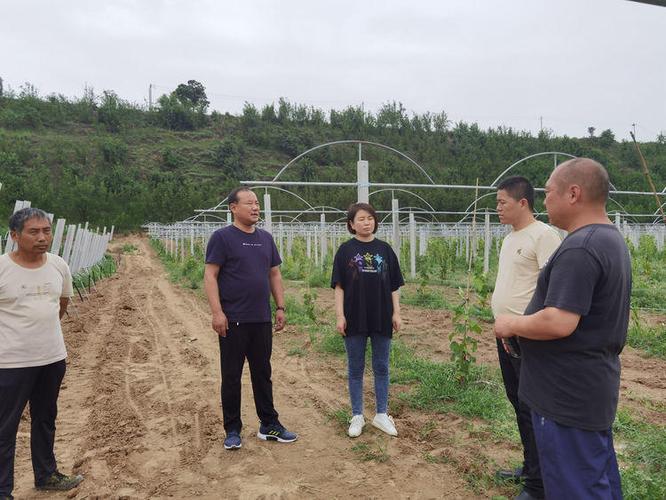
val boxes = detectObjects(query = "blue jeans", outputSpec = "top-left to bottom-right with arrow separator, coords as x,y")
344,334 -> 391,415
531,410 -> 622,500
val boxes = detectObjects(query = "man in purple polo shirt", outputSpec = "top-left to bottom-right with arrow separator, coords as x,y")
204,187 -> 297,450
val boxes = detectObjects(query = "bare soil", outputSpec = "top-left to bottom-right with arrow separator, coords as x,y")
13,235 -> 666,499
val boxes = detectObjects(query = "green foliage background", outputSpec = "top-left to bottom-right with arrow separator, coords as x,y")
1,85 -> 665,230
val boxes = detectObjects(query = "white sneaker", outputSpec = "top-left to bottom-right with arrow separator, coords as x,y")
372,413 -> 398,436
348,414 -> 365,438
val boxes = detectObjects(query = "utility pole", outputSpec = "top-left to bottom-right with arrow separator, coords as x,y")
539,116 -> 543,133
149,83 -> 153,110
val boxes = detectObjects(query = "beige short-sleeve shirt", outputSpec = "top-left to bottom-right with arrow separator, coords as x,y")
491,221 -> 562,317
0,252 -> 73,368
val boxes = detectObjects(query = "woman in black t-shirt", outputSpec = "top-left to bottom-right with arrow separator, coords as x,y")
331,203 -> 404,438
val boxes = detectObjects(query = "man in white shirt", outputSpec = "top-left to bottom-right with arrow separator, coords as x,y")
0,208 -> 83,500
491,177 -> 561,500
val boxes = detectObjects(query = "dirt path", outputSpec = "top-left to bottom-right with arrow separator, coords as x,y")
14,237 -> 475,499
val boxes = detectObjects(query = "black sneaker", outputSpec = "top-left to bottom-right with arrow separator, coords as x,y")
36,471 -> 84,491
257,423 -> 298,443
495,466 -> 525,483
224,431 -> 242,450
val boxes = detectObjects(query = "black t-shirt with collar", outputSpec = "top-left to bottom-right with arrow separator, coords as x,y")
519,224 -> 632,431
331,237 -> 404,337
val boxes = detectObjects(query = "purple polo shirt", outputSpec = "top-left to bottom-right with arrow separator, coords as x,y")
205,225 -> 282,323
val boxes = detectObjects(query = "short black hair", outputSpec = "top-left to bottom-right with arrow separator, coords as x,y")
227,186 -> 254,205
497,176 -> 535,210
9,207 -> 50,233
346,203 -> 378,234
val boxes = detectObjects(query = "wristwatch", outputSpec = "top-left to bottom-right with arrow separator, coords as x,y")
276,306 -> 286,312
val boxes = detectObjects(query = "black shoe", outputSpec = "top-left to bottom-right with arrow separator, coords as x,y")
35,471 -> 84,491
514,489 -> 542,500
257,423 -> 298,443
496,466 -> 524,482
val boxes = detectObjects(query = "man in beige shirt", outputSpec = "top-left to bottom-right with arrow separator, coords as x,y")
491,177 -> 561,500
0,208 -> 83,499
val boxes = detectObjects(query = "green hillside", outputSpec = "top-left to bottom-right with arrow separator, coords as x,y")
1,83 -> 664,230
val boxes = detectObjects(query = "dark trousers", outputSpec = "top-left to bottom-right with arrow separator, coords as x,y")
532,410 -> 623,500
218,322 -> 279,433
496,339 -> 544,498
0,360 -> 66,496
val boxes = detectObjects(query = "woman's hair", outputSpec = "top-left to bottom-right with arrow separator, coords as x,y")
346,202 -> 378,234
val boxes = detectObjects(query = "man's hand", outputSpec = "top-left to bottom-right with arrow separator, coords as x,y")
212,311 -> 228,337
336,316 -> 347,337
392,312 -> 402,333
494,314 -> 516,339
274,309 -> 286,332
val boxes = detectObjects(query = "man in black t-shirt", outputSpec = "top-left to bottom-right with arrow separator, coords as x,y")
495,158 -> 631,499
204,187 -> 297,450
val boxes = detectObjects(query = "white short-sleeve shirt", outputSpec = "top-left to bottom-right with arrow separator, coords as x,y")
491,221 -> 562,317
0,252 -> 73,368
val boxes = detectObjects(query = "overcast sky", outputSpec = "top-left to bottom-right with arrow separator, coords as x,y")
1,0 -> 664,140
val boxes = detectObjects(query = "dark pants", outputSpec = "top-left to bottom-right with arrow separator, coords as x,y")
218,322 -> 279,433
0,360 -> 66,497
496,339 -> 544,498
532,410 -> 623,500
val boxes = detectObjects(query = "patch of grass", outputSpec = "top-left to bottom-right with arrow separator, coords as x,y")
120,243 -> 138,254
418,420 -> 438,440
402,288 -> 447,308
72,254 -> 118,294
351,438 -> 389,463
149,238 -> 204,289
390,341 -> 512,422
286,346 -> 306,357
316,325 -> 346,355
627,310 -> 666,359
614,408 -> 666,499
327,408 -> 351,430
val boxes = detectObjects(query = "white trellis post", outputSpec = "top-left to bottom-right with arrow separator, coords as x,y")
263,193 -> 272,234
392,198 -> 400,260
357,158 -> 369,203
320,213 -> 327,264
51,218 -> 66,256
483,210 -> 491,275
306,232 -> 312,259
419,227 -> 427,256
313,227 -> 320,266
409,211 -> 416,278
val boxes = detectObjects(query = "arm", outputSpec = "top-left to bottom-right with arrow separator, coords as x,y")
59,297 -> 69,319
494,307 -> 580,341
204,263 -> 228,337
334,283 -> 346,336
391,290 -> 401,332
269,265 -> 286,331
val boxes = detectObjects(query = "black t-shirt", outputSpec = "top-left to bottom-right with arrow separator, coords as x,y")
205,225 -> 281,323
519,224 -> 632,431
331,238 -> 404,337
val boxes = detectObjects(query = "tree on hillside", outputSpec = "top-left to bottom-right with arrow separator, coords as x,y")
157,80 -> 209,130
174,80 -> 209,111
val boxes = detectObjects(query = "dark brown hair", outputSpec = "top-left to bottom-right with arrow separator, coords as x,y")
346,202 -> 378,234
